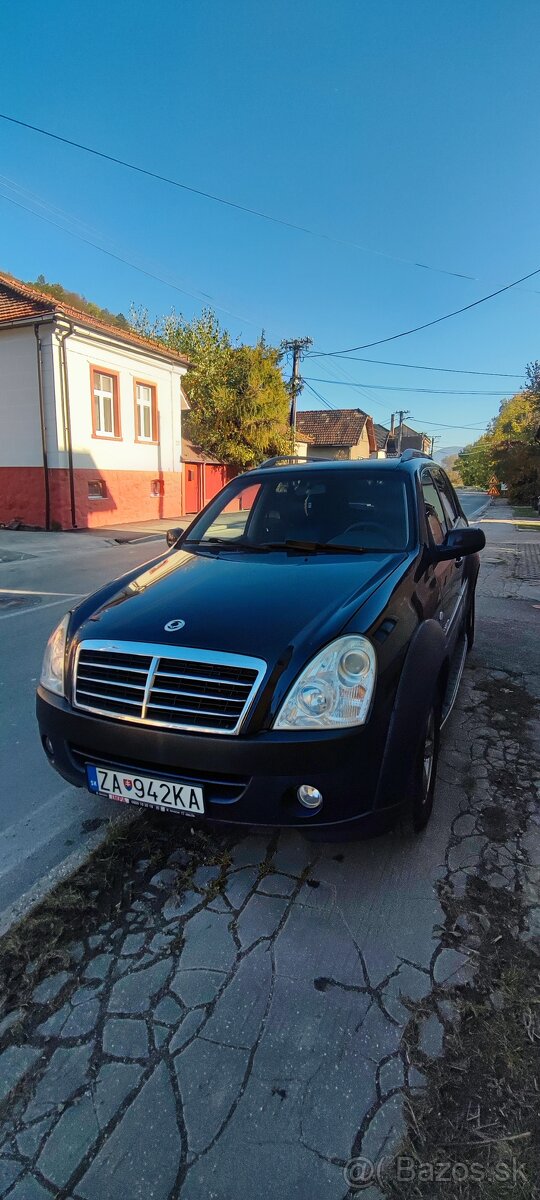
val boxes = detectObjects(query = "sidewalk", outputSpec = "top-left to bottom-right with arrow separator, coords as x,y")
478,499 -> 540,605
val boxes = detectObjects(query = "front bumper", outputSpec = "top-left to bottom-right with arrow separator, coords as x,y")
36,687 -> 396,829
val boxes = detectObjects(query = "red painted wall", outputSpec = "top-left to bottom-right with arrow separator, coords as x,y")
0,466 -> 183,530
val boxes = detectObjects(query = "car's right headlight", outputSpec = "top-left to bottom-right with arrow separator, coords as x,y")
273,635 -> 377,730
40,613 -> 70,697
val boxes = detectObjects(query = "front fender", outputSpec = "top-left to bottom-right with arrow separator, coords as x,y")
374,619 -> 447,810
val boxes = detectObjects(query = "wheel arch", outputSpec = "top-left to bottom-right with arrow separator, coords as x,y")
374,619 -> 448,811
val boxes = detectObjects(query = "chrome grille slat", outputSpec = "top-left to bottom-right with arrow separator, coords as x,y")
73,640 -> 266,736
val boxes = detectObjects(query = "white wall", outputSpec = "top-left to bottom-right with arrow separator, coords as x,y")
48,322 -> 186,473
0,326 -> 43,466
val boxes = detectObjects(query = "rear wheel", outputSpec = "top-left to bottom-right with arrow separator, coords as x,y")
411,701 -> 441,832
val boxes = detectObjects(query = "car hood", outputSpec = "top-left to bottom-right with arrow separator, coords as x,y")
73,546 -> 408,663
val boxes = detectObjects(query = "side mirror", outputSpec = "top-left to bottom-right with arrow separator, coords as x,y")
433,526 -> 486,561
166,526 -> 185,548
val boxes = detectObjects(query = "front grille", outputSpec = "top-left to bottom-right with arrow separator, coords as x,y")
73,641 -> 266,735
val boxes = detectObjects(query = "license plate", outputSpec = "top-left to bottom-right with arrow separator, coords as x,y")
86,765 -> 204,816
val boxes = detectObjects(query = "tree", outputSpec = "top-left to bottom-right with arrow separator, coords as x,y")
457,386 -> 540,502
29,275 -> 129,328
440,453 -> 462,486
457,437 -> 494,488
130,307 -> 291,468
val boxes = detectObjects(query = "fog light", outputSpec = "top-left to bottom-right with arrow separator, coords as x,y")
297,784 -> 323,810
42,736 -> 54,760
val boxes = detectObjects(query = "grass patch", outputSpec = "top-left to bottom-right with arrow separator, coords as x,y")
0,812 -> 228,1020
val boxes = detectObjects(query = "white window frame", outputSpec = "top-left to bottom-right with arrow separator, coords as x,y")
92,370 -> 119,438
135,381 -> 157,442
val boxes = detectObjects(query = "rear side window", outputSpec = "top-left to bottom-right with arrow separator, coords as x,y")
433,469 -> 460,527
421,470 -> 447,545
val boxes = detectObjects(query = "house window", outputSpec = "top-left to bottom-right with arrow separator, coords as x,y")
91,369 -> 120,438
135,381 -> 157,442
88,480 -> 107,500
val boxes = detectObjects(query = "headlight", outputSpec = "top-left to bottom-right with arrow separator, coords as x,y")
40,613 -> 70,696
274,635 -> 376,730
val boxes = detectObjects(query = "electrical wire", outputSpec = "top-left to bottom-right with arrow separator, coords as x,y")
2,111 -> 540,297
312,264 -> 540,355
0,183 -> 262,328
305,352 -> 523,379
304,377 -> 510,396
301,381 -> 337,410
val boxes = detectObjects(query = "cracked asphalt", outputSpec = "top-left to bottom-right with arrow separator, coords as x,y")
0,506 -> 538,1200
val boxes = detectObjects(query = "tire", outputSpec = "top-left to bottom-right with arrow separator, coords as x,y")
410,699 -> 441,832
466,589 -> 475,652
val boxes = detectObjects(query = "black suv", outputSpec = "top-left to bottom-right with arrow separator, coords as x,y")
37,453 -> 485,834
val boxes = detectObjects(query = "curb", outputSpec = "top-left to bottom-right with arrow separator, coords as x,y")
0,810 -> 136,941
469,500 -> 492,521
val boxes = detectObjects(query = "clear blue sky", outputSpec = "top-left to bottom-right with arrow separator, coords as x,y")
1,0 -> 539,448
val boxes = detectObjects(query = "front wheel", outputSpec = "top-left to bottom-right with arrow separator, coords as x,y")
410,701 -> 441,832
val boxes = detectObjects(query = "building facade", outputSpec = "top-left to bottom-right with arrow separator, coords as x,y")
295,409 -> 376,459
0,274 -> 191,529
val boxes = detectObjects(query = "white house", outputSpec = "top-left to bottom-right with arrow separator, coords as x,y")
0,272 -> 192,529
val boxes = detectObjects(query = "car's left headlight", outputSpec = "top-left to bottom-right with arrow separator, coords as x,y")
273,635 -> 377,730
40,613 -> 70,697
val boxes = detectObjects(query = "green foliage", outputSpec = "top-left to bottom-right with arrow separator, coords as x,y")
440,453 -> 462,486
457,437 -> 494,488
31,275 -> 129,329
130,307 -> 291,468
458,388 -> 540,501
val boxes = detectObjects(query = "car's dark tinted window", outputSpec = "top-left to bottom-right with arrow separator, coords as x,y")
421,470 -> 447,545
186,469 -> 412,551
433,468 -> 460,527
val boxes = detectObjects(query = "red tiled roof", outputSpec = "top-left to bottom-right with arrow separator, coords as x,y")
296,408 -> 369,447
0,272 -> 191,366
373,422 -> 390,450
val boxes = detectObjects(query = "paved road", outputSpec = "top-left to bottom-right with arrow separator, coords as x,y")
456,489 -> 489,519
0,531 -> 166,917
0,514 -> 538,1198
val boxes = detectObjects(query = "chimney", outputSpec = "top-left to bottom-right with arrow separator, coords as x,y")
390,413 -> 395,434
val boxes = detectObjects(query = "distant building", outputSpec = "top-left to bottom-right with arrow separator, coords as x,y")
295,409 -> 376,460
374,416 -> 430,458
182,437 -> 233,514
0,272 -> 192,529
397,421 -> 431,455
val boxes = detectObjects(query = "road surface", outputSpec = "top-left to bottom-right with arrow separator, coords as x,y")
456,489 -> 489,519
0,530 -> 166,918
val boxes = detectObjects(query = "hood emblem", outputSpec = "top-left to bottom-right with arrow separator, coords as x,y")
164,619 -> 186,632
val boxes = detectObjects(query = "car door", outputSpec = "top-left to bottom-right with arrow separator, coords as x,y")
420,468 -> 455,635
431,467 -> 467,648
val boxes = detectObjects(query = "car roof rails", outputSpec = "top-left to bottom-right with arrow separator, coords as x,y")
400,449 -> 433,462
257,454 -> 312,469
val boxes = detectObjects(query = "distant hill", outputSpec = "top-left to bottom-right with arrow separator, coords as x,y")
27,274 -> 129,330
433,445 -> 463,463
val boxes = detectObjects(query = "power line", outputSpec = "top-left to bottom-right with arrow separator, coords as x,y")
312,264 -> 540,355
0,184 -> 261,328
305,352 -> 523,379
304,377 -> 511,396
302,381 -> 336,410
3,111 -> 540,300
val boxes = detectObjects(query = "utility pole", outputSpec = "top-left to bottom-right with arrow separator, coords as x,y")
396,409 -> 410,455
430,435 -> 440,458
280,337 -> 313,438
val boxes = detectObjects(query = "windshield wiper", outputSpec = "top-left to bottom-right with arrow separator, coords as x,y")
184,538 -> 272,553
261,540 -> 368,554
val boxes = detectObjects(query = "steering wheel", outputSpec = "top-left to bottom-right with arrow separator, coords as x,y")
337,521 -> 395,548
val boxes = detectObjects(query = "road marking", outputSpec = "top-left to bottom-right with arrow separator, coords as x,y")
0,594 -> 82,620
0,588 -> 80,596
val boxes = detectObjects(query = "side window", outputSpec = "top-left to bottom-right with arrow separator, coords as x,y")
433,469 -> 460,528
421,471 -> 447,546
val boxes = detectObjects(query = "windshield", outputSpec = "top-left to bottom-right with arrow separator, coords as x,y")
184,469 -> 412,552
